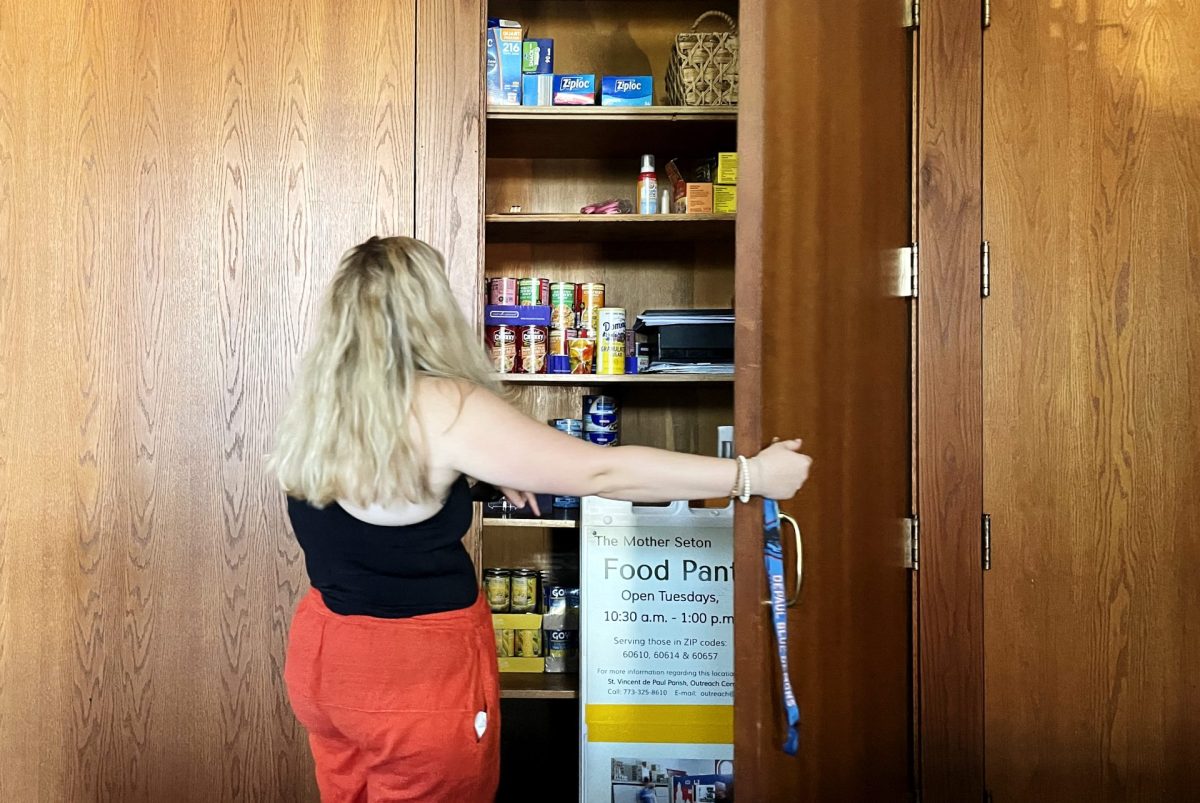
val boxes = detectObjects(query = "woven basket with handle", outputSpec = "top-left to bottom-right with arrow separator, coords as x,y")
665,11 -> 739,106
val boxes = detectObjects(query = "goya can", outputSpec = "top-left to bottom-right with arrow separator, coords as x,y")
519,325 -> 548,374
494,628 -> 515,658
510,569 -> 539,613
515,628 -> 542,658
583,394 -> 619,432
596,307 -> 626,375
488,277 -> 518,306
518,277 -> 550,306
484,568 -> 511,612
578,282 -> 605,332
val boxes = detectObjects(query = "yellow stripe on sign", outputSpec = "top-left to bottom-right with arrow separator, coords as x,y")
585,704 -> 733,744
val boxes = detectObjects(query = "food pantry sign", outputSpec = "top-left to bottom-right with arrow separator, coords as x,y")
580,499 -> 735,803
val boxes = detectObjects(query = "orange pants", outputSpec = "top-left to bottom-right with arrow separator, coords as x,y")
285,589 -> 500,802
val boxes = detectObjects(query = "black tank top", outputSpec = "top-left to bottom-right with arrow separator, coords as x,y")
286,476 -> 477,618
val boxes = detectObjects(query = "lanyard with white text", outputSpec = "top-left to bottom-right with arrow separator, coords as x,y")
762,499 -> 801,755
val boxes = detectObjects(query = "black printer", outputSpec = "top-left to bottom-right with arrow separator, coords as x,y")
633,309 -> 734,368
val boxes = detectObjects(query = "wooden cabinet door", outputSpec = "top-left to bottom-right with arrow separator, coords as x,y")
733,0 -> 914,800
982,2 -> 1200,799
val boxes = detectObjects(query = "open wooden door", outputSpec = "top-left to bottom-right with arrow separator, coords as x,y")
734,0 -> 915,800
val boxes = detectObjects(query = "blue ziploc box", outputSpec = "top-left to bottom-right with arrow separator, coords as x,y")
486,23 -> 523,105
522,74 -> 553,106
522,38 -> 553,74
553,74 -> 596,106
601,75 -> 653,107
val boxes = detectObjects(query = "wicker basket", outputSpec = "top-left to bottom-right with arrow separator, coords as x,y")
665,11 -> 739,107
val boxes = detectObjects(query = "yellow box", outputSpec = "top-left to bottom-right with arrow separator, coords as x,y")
498,656 -> 546,673
713,184 -> 737,214
717,152 -> 738,185
492,613 -> 542,630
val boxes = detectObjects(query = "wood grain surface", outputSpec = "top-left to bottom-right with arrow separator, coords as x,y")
914,0 -> 986,798
982,1 -> 1200,800
734,0 -> 914,799
0,1 -> 417,799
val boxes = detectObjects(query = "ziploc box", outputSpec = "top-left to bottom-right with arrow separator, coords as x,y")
553,74 -> 596,106
522,74 -> 553,106
486,21 -> 523,105
601,75 -> 653,107
522,38 -> 553,74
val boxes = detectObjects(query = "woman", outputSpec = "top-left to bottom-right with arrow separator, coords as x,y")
269,237 -> 811,802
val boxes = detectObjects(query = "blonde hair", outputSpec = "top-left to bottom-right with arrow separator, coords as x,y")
268,236 -> 498,507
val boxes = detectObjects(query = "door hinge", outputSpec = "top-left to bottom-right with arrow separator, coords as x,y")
981,240 -> 991,298
982,513 -> 992,571
983,0 -> 991,28
905,516 -> 920,571
907,0 -> 920,30
898,243 -> 918,298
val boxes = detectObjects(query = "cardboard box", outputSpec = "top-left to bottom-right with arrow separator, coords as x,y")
714,184 -> 737,214
522,38 -> 553,74
717,152 -> 738,185
486,24 -> 523,105
553,74 -> 596,106
491,612 -> 542,630
522,74 -> 553,106
601,75 -> 653,107
683,182 -> 714,214
497,657 -> 545,673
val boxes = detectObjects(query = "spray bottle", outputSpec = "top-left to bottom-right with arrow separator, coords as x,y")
637,154 -> 658,215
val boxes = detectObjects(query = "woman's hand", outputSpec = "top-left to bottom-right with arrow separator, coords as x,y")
749,439 -> 812,500
499,486 -> 541,516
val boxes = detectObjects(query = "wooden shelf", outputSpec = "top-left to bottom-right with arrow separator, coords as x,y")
500,373 -> 733,386
487,106 -> 737,159
483,515 -> 578,529
485,213 -> 735,243
499,672 -> 579,700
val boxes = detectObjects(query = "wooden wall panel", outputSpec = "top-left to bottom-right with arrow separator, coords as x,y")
983,2 -> 1200,799
0,1 -> 415,800
915,0 -> 985,798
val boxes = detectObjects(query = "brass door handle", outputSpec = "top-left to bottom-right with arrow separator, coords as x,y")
778,512 -> 803,607
761,510 -> 804,608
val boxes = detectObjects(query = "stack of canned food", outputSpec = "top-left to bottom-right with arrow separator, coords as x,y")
484,277 -> 645,375
485,566 -> 580,673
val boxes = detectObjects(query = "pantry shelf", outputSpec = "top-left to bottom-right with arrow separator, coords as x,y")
499,673 -> 579,700
485,213 -> 735,243
482,515 -> 578,529
499,374 -> 733,385
487,106 -> 736,159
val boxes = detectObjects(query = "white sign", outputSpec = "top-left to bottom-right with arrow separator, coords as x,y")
580,499 -> 735,803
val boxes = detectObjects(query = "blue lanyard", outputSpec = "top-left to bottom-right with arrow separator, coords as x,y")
762,499 -> 801,755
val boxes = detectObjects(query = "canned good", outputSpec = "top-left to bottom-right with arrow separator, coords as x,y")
569,334 -> 595,374
596,308 -> 626,375
544,630 -> 578,673
485,325 -> 519,373
494,628 -> 515,658
519,325 -> 548,374
510,569 -> 539,613
484,568 -> 511,612
586,430 -> 619,447
549,281 -> 576,328
624,330 -> 639,374
578,282 -> 605,332
515,628 -> 542,657
583,395 -> 620,432
550,418 -> 584,438
518,277 -> 550,306
488,277 -> 518,306
549,328 -> 569,356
